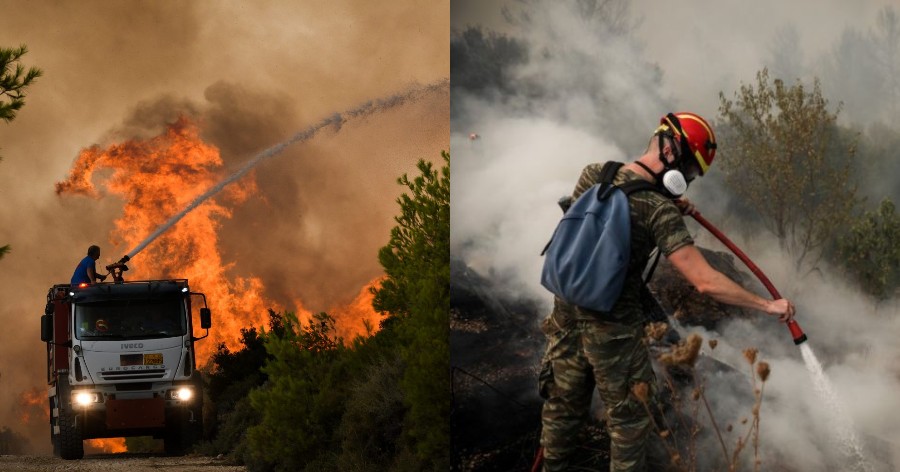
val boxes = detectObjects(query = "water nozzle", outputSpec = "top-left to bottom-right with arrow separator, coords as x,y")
787,319 -> 808,345
105,255 -> 131,283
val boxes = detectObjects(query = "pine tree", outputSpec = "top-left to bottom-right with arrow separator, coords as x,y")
373,152 -> 450,468
0,44 -> 41,261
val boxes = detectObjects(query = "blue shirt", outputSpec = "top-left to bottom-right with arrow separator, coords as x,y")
71,256 -> 96,285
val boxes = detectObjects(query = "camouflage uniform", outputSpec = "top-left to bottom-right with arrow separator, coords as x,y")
540,163 -> 693,472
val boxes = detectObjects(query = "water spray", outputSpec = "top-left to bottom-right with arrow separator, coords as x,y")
690,211 -> 808,345
693,210 -> 872,470
108,78 -> 448,270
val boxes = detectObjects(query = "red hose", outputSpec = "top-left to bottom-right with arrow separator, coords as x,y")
690,211 -> 807,345
531,447 -> 544,472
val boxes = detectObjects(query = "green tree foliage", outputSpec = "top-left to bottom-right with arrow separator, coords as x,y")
718,69 -> 858,271
837,199 -> 900,300
237,152 -> 450,471
198,310 -> 285,459
0,45 -> 41,124
372,153 -> 450,468
245,312 -> 348,471
0,44 -> 41,261
336,355 -> 407,471
209,311 -> 286,410
852,123 -> 900,205
450,27 -> 526,97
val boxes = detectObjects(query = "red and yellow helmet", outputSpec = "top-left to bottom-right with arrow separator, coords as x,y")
95,319 -> 109,332
656,112 -> 717,175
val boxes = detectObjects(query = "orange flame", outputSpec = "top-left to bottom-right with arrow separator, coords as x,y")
325,277 -> 384,342
57,116 -> 270,363
56,116 -> 380,362
18,387 -> 47,425
85,438 -> 127,453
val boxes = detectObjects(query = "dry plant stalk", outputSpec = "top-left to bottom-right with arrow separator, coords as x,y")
646,322 -> 669,342
632,381 -> 683,468
654,337 -> 776,472
659,333 -> 703,367
729,351 -> 771,472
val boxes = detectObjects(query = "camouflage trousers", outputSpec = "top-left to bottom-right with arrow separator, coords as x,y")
539,313 -> 656,472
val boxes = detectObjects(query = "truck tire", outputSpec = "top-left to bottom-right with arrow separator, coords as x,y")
54,380 -> 84,460
163,409 -> 194,456
49,398 -> 60,456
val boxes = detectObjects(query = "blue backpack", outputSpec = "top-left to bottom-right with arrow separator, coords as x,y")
540,161 -> 659,312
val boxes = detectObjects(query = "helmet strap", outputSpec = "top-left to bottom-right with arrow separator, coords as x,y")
634,160 -> 660,183
634,137 -> 688,198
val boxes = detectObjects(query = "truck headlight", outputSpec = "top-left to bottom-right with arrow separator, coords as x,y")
73,392 -> 98,406
167,387 -> 193,401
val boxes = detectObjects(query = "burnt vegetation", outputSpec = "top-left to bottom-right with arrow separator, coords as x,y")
449,251 -> 762,471
451,2 -> 900,469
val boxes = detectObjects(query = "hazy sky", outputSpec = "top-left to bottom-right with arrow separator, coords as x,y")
452,0 -> 899,116
0,0 -> 448,450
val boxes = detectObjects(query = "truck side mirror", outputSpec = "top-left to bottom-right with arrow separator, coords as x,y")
40,314 -> 53,342
200,308 -> 211,329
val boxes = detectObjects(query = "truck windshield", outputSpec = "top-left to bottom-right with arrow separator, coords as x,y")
75,298 -> 187,340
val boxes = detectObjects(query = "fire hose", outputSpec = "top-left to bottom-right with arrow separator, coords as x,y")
690,211 -> 807,345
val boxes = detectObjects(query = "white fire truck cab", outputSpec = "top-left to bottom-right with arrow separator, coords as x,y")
41,279 -> 210,459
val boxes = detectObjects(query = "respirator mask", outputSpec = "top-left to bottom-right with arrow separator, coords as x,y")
636,114 -> 702,198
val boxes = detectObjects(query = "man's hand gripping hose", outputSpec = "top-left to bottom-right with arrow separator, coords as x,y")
690,210 -> 807,345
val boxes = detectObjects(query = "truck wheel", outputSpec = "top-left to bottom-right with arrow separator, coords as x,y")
163,410 -> 194,456
49,398 -> 60,456
53,387 -> 84,460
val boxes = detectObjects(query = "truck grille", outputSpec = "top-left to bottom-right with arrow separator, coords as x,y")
114,382 -> 153,391
100,369 -> 166,381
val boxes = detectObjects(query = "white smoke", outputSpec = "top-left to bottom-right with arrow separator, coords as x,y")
452,1 -> 900,469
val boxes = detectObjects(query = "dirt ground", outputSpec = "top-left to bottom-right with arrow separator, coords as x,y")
0,454 -> 246,472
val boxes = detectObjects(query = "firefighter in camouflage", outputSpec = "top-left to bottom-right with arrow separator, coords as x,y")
539,113 -> 796,472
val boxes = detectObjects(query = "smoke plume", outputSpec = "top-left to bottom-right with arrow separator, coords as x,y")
0,1 -> 448,453
452,1 -> 899,469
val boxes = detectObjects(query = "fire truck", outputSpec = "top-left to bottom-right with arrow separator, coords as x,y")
40,271 -> 210,459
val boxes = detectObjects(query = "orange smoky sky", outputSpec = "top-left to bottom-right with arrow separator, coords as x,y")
0,0 -> 448,453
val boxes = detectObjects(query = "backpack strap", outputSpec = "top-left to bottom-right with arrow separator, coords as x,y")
598,161 -> 625,185
601,162 -> 664,199
616,174 -> 665,284
617,179 -> 661,197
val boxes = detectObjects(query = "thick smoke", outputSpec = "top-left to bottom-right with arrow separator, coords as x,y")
0,1 -> 448,453
452,1 -> 899,469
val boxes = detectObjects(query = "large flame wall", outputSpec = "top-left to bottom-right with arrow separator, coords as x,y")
57,117 -> 272,363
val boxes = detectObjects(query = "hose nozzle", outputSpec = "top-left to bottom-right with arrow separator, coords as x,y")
105,255 -> 131,283
787,319 -> 808,345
